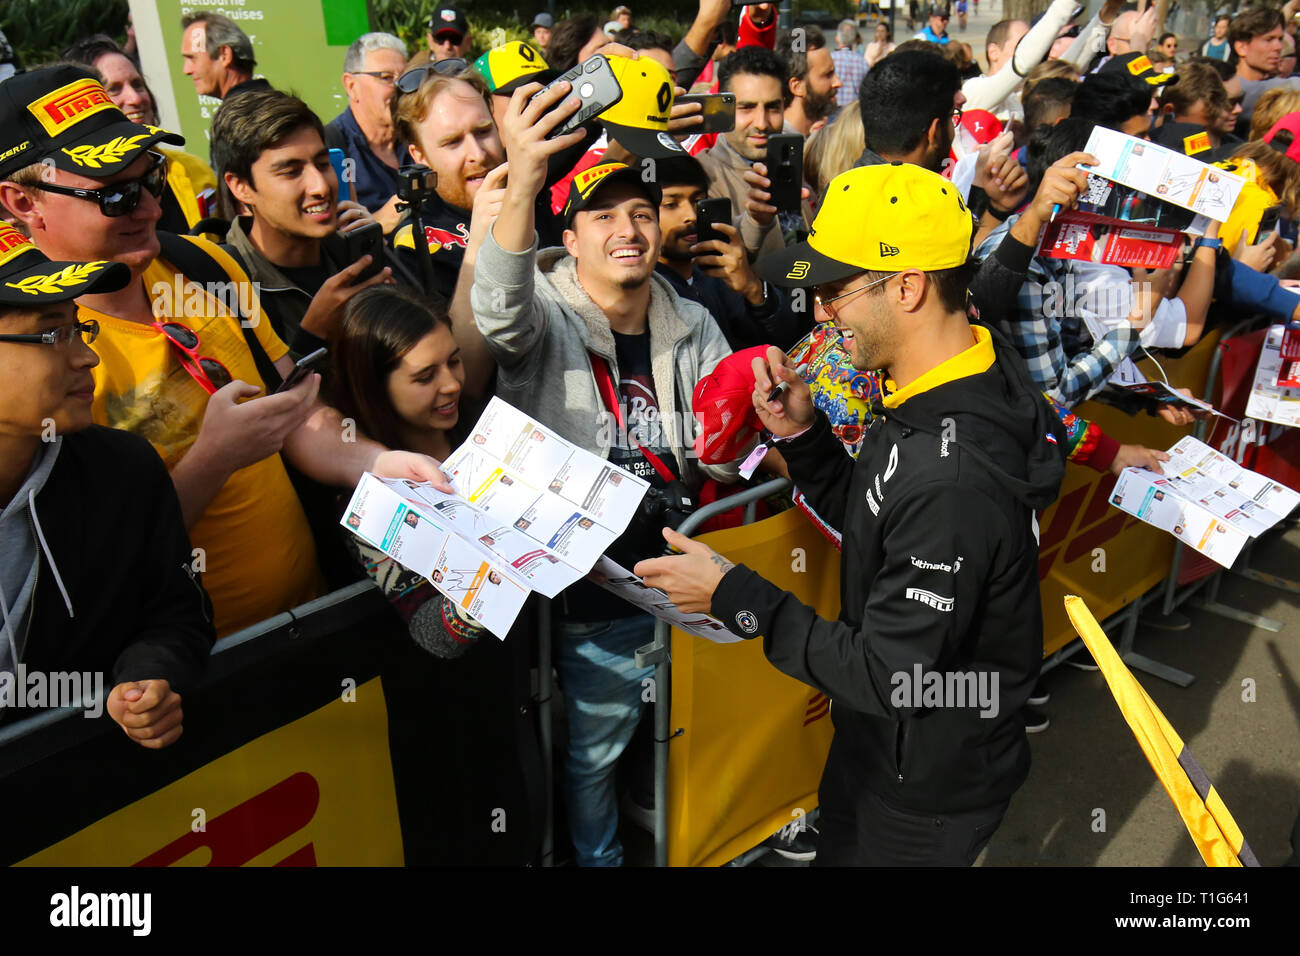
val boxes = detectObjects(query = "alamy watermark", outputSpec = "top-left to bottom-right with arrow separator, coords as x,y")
151,275 -> 261,327
0,666 -> 104,717
890,663 -> 1000,718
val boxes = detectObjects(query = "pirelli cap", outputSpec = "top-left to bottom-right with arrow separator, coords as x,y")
759,162 -> 973,288
474,41 -> 558,95
600,55 -> 686,158
1098,52 -> 1178,90
562,160 -> 662,226
0,66 -> 184,180
1152,120 -> 1235,163
0,221 -> 129,306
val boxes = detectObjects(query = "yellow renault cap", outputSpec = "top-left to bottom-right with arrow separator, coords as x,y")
759,162 -> 974,287
600,55 -> 685,158
474,41 -> 558,95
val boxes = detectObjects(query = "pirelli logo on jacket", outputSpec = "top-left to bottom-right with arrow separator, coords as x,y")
905,587 -> 954,612
29,79 -> 117,136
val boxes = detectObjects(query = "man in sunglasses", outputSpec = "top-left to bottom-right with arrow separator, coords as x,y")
0,222 -> 214,747
915,4 -> 952,45
408,4 -> 474,70
0,67 -> 454,638
636,163 -> 1068,865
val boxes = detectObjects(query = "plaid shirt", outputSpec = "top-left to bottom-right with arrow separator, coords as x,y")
975,218 -> 1139,408
831,47 -> 867,108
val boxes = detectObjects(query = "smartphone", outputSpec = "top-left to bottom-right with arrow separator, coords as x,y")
695,197 -> 732,246
1258,204 -> 1284,238
343,221 -> 385,281
534,54 -> 623,138
328,148 -> 352,203
764,133 -> 804,213
675,93 -> 736,134
276,347 -> 329,393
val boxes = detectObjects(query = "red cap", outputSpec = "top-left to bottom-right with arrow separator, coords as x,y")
692,345 -> 770,465
960,109 -> 1003,145
1265,112 -> 1300,163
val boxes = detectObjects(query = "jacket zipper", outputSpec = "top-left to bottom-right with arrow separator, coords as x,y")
895,721 -> 907,784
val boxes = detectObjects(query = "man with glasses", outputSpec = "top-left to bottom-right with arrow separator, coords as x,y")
635,163 -> 1067,865
0,222 -> 214,745
0,67 -> 453,638
326,32 -> 409,234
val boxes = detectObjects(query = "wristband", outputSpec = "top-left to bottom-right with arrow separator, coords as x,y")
1195,236 -> 1223,250
986,204 -> 1014,222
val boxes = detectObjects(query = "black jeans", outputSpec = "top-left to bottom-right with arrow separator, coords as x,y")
814,744 -> 1011,867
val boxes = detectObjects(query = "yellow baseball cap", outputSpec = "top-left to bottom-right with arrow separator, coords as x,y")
759,162 -> 974,288
600,55 -> 685,158
474,41 -> 557,95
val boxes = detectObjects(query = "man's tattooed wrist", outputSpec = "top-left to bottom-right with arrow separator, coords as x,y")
709,554 -> 735,575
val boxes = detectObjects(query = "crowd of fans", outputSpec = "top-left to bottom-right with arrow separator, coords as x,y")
1,0 -> 1298,866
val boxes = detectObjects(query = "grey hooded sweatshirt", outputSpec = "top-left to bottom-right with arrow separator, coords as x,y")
470,229 -> 741,490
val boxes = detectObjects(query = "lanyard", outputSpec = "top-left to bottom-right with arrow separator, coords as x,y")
588,352 -> 679,484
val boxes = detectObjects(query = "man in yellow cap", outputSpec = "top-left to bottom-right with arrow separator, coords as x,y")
637,162 -> 1068,866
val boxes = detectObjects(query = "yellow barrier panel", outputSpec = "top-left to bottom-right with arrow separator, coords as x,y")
1064,595 -> 1257,866
667,507 -> 842,867
1038,332 -> 1222,656
18,678 -> 402,866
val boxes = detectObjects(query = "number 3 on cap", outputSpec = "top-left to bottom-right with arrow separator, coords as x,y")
787,261 -> 810,280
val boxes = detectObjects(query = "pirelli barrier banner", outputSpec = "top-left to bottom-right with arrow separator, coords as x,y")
1,585 -> 544,867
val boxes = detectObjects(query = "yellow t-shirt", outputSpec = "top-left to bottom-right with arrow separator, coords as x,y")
79,238 -> 324,636
1216,158 -> 1281,255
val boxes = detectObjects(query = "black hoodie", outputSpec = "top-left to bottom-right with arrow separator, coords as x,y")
711,323 -> 1066,814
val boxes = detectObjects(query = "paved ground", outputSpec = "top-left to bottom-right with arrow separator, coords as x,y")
981,521 -> 1300,867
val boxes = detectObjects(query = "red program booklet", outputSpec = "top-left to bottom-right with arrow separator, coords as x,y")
1037,209 -> 1185,270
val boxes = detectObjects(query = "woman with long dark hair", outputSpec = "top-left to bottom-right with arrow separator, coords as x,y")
331,284 -> 545,864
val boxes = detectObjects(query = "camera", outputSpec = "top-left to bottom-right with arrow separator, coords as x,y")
396,164 -> 438,208
639,480 -> 696,533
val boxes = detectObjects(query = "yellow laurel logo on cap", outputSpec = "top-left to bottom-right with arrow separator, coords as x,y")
1183,131 -> 1211,155
4,261 -> 105,296
28,79 -> 118,137
62,133 -> 150,169
1127,55 -> 1153,76
787,261 -> 810,280
0,223 -> 38,268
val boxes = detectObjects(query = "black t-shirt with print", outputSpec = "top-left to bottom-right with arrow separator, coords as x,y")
605,330 -> 681,491
561,330 -> 684,622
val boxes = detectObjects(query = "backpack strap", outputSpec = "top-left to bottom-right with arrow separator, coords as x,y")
155,231 -> 283,391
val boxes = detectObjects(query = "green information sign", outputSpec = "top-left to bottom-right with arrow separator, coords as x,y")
130,0 -> 369,157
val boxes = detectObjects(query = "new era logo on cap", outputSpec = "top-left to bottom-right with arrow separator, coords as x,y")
879,242 -> 899,257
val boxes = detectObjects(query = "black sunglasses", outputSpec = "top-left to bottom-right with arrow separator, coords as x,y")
396,58 -> 470,94
30,151 -> 167,218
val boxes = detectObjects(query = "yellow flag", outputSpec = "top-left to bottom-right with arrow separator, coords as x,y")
1063,595 -> 1258,867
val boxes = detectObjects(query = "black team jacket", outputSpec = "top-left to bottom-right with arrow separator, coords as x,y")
711,325 -> 1066,814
